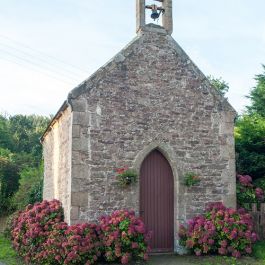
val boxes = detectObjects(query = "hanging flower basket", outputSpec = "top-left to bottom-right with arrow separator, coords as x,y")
115,166 -> 137,186
184,172 -> 200,187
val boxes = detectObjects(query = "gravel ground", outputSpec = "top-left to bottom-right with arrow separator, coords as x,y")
98,255 -> 262,265
146,255 -> 262,265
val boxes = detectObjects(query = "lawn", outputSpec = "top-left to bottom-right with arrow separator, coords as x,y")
0,234 -> 24,265
0,233 -> 265,265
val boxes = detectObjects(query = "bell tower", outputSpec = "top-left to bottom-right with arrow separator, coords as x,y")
136,0 -> 173,35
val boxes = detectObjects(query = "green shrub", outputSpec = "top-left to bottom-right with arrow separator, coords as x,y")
11,165 -> 43,210
254,177 -> 265,191
253,240 -> 265,260
235,114 -> 265,180
0,157 -> 20,216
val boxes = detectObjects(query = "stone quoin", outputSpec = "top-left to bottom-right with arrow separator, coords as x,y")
41,0 -> 236,252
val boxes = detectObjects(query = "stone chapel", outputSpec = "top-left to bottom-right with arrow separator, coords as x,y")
41,0 -> 236,252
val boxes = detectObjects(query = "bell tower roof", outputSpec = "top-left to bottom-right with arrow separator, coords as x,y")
136,0 -> 173,35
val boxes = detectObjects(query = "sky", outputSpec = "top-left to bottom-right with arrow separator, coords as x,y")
0,0 -> 265,116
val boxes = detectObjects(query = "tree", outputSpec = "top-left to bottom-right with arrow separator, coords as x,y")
235,114 -> 265,180
0,115 -> 13,151
0,157 -> 20,215
12,164 -> 43,210
234,66 -> 265,180
8,115 -> 50,161
208,75 -> 229,96
247,65 -> 265,117
0,114 -> 50,215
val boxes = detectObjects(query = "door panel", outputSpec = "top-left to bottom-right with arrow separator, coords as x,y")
140,149 -> 174,252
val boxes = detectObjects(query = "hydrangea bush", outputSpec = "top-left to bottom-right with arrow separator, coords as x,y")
10,200 -> 102,265
10,200 -> 150,264
34,221 -> 68,265
99,210 -> 150,264
179,203 -> 258,258
237,174 -> 264,206
11,199 -> 64,263
63,223 -> 101,265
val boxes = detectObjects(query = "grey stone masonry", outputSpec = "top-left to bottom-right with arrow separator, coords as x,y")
42,23 -> 236,251
42,106 -> 72,223
162,0 -> 173,34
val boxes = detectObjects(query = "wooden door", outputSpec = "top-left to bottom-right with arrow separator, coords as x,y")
140,149 -> 174,252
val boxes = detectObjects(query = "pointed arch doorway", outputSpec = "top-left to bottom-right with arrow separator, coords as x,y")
140,149 -> 174,253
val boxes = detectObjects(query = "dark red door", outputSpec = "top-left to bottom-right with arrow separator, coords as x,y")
140,149 -> 174,253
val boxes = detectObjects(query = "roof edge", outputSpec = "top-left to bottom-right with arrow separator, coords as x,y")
68,36 -> 141,100
166,35 -> 237,115
68,24 -> 167,100
40,100 -> 70,143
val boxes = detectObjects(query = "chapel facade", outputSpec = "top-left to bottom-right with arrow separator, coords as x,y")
41,0 -> 236,252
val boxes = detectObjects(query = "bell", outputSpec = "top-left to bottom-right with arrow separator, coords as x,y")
151,9 -> 159,20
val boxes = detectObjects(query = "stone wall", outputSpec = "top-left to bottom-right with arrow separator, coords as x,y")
43,106 -> 72,223
67,24 -> 236,233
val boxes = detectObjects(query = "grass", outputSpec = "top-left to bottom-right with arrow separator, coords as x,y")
253,241 -> 265,261
0,234 -> 24,265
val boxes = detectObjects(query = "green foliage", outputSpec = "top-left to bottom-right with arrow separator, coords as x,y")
247,65 -> 265,117
7,115 -> 50,163
184,172 -> 200,187
254,178 -> 265,191
0,115 -> 14,151
3,211 -> 20,240
0,147 -> 12,159
11,164 -> 43,210
0,113 -> 50,216
115,166 -> 138,187
0,234 -> 24,265
0,157 -> 20,216
236,185 -> 256,204
208,75 -> 229,96
253,240 -> 265,260
235,114 -> 265,179
28,178 -> 43,205
117,169 -> 138,186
